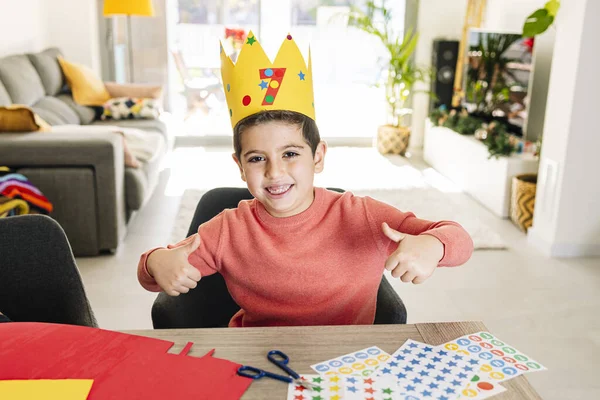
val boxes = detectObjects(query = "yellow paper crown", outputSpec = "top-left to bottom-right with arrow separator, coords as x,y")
220,31 -> 315,128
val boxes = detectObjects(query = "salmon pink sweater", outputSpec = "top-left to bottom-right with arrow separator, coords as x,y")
138,188 -> 473,327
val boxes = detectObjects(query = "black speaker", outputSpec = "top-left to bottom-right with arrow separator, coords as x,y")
431,39 -> 459,111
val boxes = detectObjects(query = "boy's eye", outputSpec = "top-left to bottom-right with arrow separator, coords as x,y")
248,156 -> 264,163
284,152 -> 299,158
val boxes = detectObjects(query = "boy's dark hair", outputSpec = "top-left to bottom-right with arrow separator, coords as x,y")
233,110 -> 320,161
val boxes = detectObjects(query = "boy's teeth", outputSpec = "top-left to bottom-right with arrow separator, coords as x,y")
267,185 -> 291,194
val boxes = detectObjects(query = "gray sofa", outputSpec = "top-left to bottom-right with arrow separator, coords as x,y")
0,48 -> 173,256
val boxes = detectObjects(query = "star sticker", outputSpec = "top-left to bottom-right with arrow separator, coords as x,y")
445,388 -> 456,395
469,359 -> 480,365
363,378 -> 374,385
365,387 -> 376,394
423,346 -> 433,352
441,368 -> 451,374
383,388 -> 394,394
419,370 -> 430,377
439,396 -> 449,400
330,395 -> 341,400
432,356 -> 442,363
246,36 -> 256,45
438,350 -> 448,356
425,363 -> 436,370
458,372 -> 468,379
258,80 -> 268,90
412,377 -> 423,384
417,352 -> 427,359
451,380 -> 462,387
330,385 -> 340,392
410,359 -> 421,365
453,354 -> 463,360
408,343 -> 419,348
312,386 -> 322,392
311,396 -> 323,400
395,354 -> 406,360
346,377 -> 356,384
298,70 -> 305,80
396,372 -> 407,379
329,376 -> 340,383
434,375 -> 446,382
428,382 -> 439,389
448,361 -> 458,367
405,384 -> 416,392
421,389 -> 432,397
312,377 -> 323,383
464,365 -> 474,372
389,361 -> 398,367
403,365 -> 414,372
294,395 -> 304,400
295,385 -> 306,391
347,386 -> 357,393
402,349 -> 412,355
381,367 -> 392,374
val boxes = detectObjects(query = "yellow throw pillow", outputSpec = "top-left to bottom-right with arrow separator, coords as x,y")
58,56 -> 111,106
104,82 -> 163,100
0,105 -> 51,132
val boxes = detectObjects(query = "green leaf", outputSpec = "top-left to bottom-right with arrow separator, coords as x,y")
523,9 -> 554,37
545,0 -> 560,17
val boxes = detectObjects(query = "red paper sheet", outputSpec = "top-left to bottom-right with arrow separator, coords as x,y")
0,323 -> 253,399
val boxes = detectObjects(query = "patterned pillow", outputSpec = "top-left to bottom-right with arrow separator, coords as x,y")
101,97 -> 159,120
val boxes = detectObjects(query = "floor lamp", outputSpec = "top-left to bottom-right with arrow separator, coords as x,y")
103,0 -> 155,82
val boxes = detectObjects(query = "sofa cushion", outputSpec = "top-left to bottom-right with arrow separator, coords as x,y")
0,80 -> 11,106
0,105 -> 50,132
124,131 -> 166,210
56,94 -> 96,125
0,55 -> 45,106
31,96 -> 81,125
57,57 -> 110,106
27,48 -> 66,96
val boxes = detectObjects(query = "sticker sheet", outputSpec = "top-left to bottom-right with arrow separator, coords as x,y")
458,374 -> 507,399
287,374 -> 346,400
375,339 -> 479,400
287,374 -> 401,400
311,347 -> 391,377
440,331 -> 546,383
342,375 -> 401,400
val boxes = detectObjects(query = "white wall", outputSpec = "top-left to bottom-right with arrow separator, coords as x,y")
528,0 -> 600,257
0,0 -> 48,57
411,0 -> 467,150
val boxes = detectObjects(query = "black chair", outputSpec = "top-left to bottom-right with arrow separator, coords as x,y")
0,215 -> 97,327
152,188 -> 407,328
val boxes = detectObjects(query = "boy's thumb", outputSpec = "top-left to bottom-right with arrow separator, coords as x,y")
382,222 -> 405,243
186,234 -> 201,253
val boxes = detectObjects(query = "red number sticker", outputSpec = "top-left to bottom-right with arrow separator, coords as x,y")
502,357 -> 516,364
479,342 -> 493,349
469,335 -> 482,342
515,364 -> 529,371
491,350 -> 504,357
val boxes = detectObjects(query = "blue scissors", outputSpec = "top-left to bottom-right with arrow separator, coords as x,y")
237,350 -> 317,390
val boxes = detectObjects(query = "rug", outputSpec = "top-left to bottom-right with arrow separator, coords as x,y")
170,188 -> 507,250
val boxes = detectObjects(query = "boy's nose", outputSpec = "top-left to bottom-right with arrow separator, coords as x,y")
265,160 -> 284,179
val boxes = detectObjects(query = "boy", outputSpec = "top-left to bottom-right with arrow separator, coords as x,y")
138,33 -> 473,327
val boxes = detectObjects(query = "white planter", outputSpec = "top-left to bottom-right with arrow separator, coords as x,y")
423,120 -> 539,218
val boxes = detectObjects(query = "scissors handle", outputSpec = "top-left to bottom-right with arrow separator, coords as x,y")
237,365 -> 293,384
268,350 -> 300,380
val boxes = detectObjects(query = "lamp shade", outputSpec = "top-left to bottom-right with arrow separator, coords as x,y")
103,0 -> 155,16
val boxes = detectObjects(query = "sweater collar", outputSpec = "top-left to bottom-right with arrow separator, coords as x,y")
255,187 -> 325,227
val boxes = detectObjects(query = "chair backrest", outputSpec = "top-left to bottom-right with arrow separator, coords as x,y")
152,188 -> 406,328
0,215 -> 97,327
170,49 -> 192,82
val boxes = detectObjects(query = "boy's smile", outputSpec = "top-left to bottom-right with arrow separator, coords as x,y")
233,121 -> 326,218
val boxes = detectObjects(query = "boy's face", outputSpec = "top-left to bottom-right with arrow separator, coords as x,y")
232,121 -> 326,218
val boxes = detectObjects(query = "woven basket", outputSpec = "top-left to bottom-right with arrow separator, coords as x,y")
377,125 -> 410,156
511,174 -> 537,232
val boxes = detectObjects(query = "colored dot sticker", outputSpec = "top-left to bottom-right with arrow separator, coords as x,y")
471,375 -> 480,382
325,371 -> 338,376
264,68 -> 273,77
229,109 -> 232,117
367,348 -> 381,355
478,352 -> 493,360
226,83 -> 230,92
287,34 -> 292,40
479,342 -> 493,349
480,364 -> 493,372
502,347 -> 517,354
445,343 -> 459,351
457,339 -> 471,346
457,350 -> 471,356
364,359 -> 378,366
514,354 -> 529,362
342,356 -> 356,363
480,333 -> 494,340
469,335 -> 483,342
491,339 -> 505,346
462,388 -> 478,397
467,345 -> 482,353
515,364 -> 529,371
329,360 -> 343,367
491,350 -> 505,357
242,95 -> 251,106
502,367 -> 518,376
526,362 -> 541,369
490,372 -> 505,380
355,352 -> 368,359
270,80 -> 279,89
490,360 -> 505,368
315,364 -> 330,372
362,370 -> 373,377
478,382 -> 495,391
502,357 -> 516,364
339,367 -> 353,374
352,363 -> 365,370
264,95 -> 274,104
378,355 -> 390,361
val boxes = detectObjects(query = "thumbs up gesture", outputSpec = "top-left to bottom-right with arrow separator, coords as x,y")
382,222 -> 444,284
147,234 -> 203,296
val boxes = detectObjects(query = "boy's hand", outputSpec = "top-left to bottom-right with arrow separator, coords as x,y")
147,235 -> 202,296
382,222 -> 444,284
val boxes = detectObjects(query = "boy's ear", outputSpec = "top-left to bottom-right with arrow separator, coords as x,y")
313,140 -> 327,174
231,153 -> 246,182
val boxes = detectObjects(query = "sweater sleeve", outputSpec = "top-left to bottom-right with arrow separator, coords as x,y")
137,213 -> 224,292
362,195 -> 473,267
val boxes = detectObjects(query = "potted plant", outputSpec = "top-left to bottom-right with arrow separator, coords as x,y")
347,0 -> 429,156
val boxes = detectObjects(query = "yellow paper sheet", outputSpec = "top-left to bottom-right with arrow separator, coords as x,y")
0,379 -> 93,400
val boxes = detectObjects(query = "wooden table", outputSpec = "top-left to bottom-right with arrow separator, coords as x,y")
126,321 -> 541,399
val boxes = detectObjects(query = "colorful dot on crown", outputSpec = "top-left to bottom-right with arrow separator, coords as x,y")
270,80 -> 279,89
242,95 -> 251,106
287,34 -> 292,40
264,68 -> 273,77
265,95 -> 274,104
229,109 -> 232,117
227,84 -> 230,92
